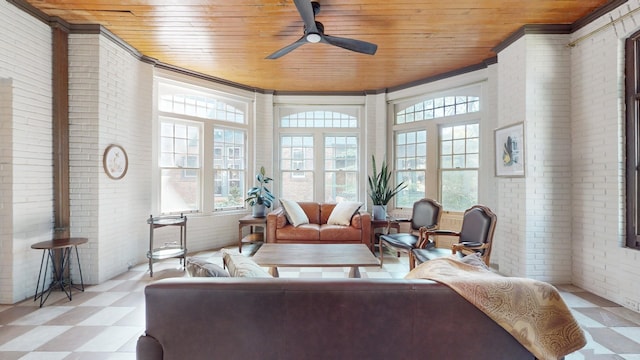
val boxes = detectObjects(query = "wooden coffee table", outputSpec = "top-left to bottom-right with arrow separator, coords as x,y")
252,243 -> 380,278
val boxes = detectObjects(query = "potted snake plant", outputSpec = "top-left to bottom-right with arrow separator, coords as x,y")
368,155 -> 407,220
245,166 -> 275,217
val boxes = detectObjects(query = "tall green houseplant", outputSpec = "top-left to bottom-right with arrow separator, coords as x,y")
368,155 -> 407,220
245,166 -> 275,217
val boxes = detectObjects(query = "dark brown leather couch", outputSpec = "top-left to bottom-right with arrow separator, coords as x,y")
136,278 -> 536,360
266,202 -> 371,245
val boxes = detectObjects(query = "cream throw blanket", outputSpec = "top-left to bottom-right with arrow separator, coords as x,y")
406,257 -> 586,360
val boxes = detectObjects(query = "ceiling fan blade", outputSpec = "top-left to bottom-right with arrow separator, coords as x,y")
266,36 -> 308,59
294,0 -> 319,34
322,35 -> 378,55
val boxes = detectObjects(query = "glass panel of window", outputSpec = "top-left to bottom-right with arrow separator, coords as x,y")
280,111 -> 357,128
324,136 -> 358,202
213,128 -> 246,210
395,130 -> 427,208
158,83 -> 245,124
159,119 -> 201,213
440,123 -> 479,211
441,170 -> 478,212
280,135 -> 314,201
396,95 -> 480,124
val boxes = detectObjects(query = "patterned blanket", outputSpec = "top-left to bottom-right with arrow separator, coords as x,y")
406,257 -> 586,360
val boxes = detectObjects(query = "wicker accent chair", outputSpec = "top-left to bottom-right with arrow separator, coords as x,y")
378,198 -> 442,269
411,204 -> 496,268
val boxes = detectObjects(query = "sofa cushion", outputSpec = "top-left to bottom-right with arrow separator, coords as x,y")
222,250 -> 272,278
276,223 -> 321,241
186,257 -> 229,277
299,202 -> 321,224
280,199 -> 310,227
319,224 -> 363,241
327,201 -> 363,226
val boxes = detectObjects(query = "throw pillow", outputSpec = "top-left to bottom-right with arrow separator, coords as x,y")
327,201 -> 363,226
280,198 -> 309,227
186,257 -> 229,277
222,250 -> 272,278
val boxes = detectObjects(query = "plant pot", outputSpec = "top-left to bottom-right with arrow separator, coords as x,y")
372,205 -> 387,220
252,204 -> 267,218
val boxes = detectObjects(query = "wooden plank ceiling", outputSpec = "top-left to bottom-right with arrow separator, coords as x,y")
22,0 -> 612,93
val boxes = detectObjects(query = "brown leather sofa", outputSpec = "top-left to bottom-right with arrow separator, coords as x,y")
266,202 -> 371,245
136,277 -> 536,360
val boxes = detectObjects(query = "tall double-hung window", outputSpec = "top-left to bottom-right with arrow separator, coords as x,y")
157,80 -> 251,214
277,106 -> 361,202
392,86 -> 481,211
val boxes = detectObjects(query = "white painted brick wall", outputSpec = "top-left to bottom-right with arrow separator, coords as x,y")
68,34 -> 101,285
496,38 -> 528,278
68,33 -> 155,283
0,1 -> 53,303
0,78 -> 14,303
496,33 -> 573,283
525,34 -> 573,283
569,0 -> 640,311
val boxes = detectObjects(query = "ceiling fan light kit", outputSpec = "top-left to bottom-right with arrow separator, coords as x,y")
306,33 -> 321,43
266,0 -> 378,59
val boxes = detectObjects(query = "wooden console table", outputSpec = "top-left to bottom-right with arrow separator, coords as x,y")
31,237 -> 87,307
238,214 -> 266,253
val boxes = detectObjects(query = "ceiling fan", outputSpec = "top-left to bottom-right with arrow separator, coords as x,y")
266,0 -> 378,59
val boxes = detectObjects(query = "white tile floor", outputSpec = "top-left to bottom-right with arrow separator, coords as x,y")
0,244 -> 639,359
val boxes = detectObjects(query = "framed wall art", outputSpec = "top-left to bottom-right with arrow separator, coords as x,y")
494,122 -> 525,177
103,144 -> 128,180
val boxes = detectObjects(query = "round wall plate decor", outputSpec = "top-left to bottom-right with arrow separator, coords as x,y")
103,144 -> 128,180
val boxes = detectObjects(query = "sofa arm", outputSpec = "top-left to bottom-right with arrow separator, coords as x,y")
266,207 -> 286,242
136,335 -> 163,360
354,211 -> 371,245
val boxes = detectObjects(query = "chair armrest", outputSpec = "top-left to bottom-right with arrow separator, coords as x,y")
451,242 -> 489,254
415,228 -> 459,249
424,229 -> 460,237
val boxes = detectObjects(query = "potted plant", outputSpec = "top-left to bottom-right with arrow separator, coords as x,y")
368,155 -> 407,220
245,166 -> 275,217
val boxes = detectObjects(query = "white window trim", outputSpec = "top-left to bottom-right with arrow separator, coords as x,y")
152,75 -> 254,215
388,84 -> 484,211
274,103 -> 366,203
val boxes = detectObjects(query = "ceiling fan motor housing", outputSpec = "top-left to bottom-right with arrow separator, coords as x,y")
266,0 -> 377,59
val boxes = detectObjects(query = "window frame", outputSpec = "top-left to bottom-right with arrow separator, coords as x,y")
158,118 -> 203,214
155,77 -> 252,215
438,122 -> 480,212
275,105 -> 364,203
390,86 -> 482,211
394,129 -> 427,208
625,31 -> 640,250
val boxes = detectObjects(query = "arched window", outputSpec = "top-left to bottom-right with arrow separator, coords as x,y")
392,86 -> 481,211
277,106 -> 361,202
157,80 -> 250,214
